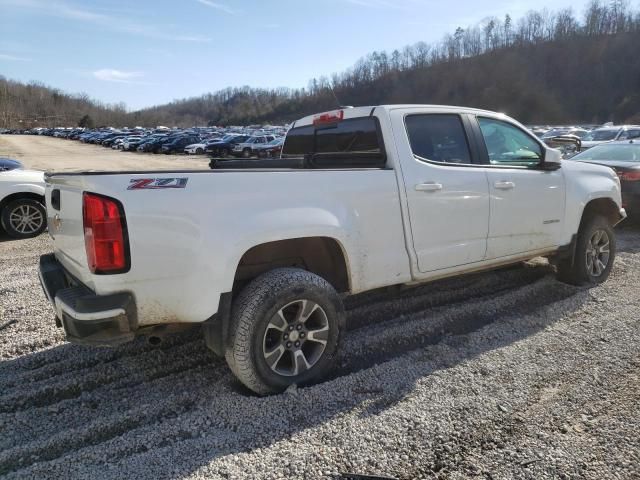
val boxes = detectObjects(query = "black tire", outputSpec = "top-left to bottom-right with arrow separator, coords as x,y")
557,214 -> 616,285
196,147 -> 204,155
225,268 -> 344,395
1,198 -> 47,239
219,148 -> 229,158
242,148 -> 252,158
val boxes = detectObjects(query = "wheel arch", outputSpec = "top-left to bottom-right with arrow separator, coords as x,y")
0,191 -> 45,213
233,236 -> 351,294
205,237 -> 350,358
580,197 -> 623,229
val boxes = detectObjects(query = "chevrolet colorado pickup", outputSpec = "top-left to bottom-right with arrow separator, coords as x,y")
39,105 -> 626,394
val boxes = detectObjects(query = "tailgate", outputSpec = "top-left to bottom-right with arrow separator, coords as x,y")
45,175 -> 92,285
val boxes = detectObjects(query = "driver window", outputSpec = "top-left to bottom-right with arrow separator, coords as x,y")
477,117 -> 542,167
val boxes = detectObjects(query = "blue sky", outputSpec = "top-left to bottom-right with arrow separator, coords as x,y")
0,0 -> 590,110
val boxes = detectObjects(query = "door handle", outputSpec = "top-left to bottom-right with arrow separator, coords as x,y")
415,182 -> 443,192
494,181 -> 515,190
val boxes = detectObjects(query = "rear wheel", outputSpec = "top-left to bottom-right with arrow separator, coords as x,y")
1,198 -> 47,239
219,148 -> 230,158
242,148 -> 252,158
225,268 -> 344,395
196,147 -> 204,154
557,214 -> 615,285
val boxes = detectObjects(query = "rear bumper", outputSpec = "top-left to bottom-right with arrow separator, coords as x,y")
38,254 -> 137,346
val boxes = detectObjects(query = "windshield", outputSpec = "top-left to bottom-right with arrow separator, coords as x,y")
572,144 -> 640,162
585,129 -> 619,141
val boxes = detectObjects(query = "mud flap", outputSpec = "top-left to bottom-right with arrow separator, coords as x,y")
203,292 -> 232,357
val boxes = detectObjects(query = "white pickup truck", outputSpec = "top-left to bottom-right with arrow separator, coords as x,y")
39,105 -> 625,394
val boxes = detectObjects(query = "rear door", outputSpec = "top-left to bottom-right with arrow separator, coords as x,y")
470,115 -> 565,258
390,110 -> 490,273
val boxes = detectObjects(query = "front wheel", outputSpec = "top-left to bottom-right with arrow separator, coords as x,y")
1,198 -> 47,239
557,215 -> 616,285
225,268 -> 344,395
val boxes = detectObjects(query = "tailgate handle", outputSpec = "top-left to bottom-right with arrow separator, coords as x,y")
51,189 -> 61,210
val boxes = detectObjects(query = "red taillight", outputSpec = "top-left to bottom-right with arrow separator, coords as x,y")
82,192 -> 129,274
313,110 -> 344,125
619,171 -> 640,181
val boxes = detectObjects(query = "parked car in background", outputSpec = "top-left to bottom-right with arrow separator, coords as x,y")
231,135 -> 277,158
569,140 -> 640,217
121,136 -> 145,152
112,138 -> 126,150
161,135 -> 201,154
206,135 -> 250,157
184,142 -> 209,154
255,137 -> 285,158
542,128 -> 589,139
582,125 -> 640,149
0,158 -> 24,171
138,136 -> 169,153
102,135 -> 127,148
0,165 -> 46,238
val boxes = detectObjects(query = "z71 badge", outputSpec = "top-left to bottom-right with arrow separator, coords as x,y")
128,178 -> 189,190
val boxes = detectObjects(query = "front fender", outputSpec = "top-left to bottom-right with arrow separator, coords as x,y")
561,160 -> 623,243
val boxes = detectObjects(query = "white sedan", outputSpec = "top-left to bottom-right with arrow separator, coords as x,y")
0,160 -> 46,238
184,143 -> 207,155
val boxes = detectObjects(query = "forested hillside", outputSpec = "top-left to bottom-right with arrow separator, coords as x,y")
2,0 -> 639,128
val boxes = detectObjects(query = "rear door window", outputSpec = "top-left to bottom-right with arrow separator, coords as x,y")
405,114 -> 472,164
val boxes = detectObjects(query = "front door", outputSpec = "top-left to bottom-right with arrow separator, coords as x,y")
391,110 -> 490,273
472,116 -> 565,258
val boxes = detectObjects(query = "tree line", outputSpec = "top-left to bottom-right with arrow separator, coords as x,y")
1,0 -> 640,129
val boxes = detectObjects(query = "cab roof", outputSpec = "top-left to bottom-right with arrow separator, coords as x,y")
292,104 -> 504,128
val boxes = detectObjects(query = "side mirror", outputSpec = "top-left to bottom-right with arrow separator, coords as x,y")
541,147 -> 562,171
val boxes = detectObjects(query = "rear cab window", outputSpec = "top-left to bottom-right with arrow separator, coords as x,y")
281,117 -> 386,168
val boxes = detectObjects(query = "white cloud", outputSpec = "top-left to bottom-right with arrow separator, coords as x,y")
173,34 -> 213,43
0,0 -> 212,42
93,69 -> 144,83
0,53 -> 31,61
345,0 -> 400,8
195,0 -> 236,15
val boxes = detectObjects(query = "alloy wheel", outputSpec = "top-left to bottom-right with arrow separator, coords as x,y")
262,299 -> 330,377
9,204 -> 44,235
586,229 -> 610,277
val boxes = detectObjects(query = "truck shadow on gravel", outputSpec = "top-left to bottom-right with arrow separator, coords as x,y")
0,263 -> 594,479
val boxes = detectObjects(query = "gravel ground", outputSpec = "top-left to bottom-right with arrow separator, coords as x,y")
0,135 -> 209,171
0,224 -> 638,480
